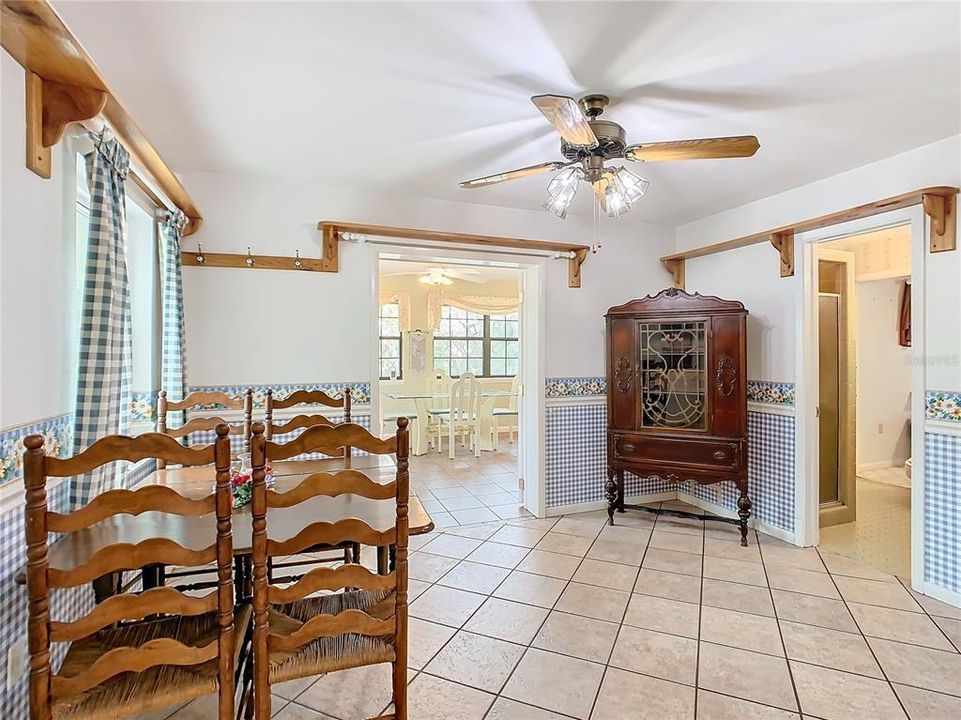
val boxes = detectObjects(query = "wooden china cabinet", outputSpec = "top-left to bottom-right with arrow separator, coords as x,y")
605,288 -> 752,545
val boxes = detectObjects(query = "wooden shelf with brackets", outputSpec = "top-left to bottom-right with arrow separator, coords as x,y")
660,186 -> 958,289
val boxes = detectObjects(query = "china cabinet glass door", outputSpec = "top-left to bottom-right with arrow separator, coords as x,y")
638,320 -> 708,430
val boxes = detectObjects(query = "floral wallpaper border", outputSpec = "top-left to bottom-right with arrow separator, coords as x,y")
185,382 -> 372,409
0,413 -> 73,486
926,390 -> 961,423
545,376 -> 798,406
746,380 -> 796,406
545,377 -> 607,398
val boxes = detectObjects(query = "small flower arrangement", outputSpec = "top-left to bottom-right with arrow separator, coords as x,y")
227,464 -> 273,508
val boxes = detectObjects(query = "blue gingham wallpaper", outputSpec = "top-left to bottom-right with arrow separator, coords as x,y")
545,404 -> 680,507
924,431 -> 960,594
545,401 -> 796,533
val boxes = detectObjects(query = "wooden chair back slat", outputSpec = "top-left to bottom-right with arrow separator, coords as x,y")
248,418 -> 410,719
48,485 -> 216,532
50,637 -> 219,698
266,413 -> 336,439
157,389 -> 253,468
268,567 -> 395,605
265,423 -> 395,460
266,521 -> 393,558
23,425 -> 238,720
267,611 -> 396,653
268,471 -> 397,507
50,588 -> 218,643
268,389 -> 342,410
165,391 -> 245,412
164,415 -> 243,438
45,433 -> 214,477
48,539 -> 217,589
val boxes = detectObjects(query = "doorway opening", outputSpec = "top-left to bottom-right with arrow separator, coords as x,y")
373,252 -> 543,528
815,225 -> 914,578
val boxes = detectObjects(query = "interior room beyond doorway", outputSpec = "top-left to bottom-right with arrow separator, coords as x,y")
816,225 -> 914,578
376,259 -> 527,529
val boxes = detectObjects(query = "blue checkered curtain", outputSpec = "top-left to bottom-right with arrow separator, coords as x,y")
160,210 -> 188,428
72,132 -> 132,507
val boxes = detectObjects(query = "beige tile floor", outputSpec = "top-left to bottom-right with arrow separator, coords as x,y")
145,446 -> 961,720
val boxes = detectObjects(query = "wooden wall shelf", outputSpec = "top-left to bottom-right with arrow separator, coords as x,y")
2,0 -> 203,235
317,221 -> 592,288
660,186 -> 958,289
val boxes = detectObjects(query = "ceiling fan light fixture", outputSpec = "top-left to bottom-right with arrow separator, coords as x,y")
614,166 -> 651,204
543,167 -> 582,219
419,269 -> 454,286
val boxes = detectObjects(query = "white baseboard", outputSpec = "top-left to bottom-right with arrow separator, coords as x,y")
919,581 -> 961,609
857,460 -> 901,473
676,493 -> 800,546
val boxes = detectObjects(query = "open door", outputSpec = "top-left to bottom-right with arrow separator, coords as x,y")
817,248 -> 857,527
518,263 -> 545,516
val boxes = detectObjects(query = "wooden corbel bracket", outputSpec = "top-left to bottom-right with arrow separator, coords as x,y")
922,192 -> 957,252
25,72 -> 107,179
662,258 -> 685,289
568,248 -> 588,288
770,230 -> 795,277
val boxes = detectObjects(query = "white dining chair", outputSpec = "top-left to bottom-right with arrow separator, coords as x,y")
426,369 -> 452,449
434,372 -> 481,458
492,375 -> 520,448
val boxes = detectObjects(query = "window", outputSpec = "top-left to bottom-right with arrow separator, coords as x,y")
378,302 -> 402,379
433,305 -> 519,377
75,151 -> 161,428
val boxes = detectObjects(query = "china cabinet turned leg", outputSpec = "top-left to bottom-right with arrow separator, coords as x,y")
605,467 -> 617,526
737,488 -> 753,547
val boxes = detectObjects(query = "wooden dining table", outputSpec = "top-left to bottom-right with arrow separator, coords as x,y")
19,454 -> 434,601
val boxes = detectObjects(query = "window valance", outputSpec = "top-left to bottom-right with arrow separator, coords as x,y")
378,291 -> 412,331
427,292 -> 521,331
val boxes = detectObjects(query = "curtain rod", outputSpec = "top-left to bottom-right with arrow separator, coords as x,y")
339,232 -> 574,261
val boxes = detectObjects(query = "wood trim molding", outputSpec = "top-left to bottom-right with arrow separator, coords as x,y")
2,0 -> 203,235
660,186 -> 959,283
317,221 -> 592,288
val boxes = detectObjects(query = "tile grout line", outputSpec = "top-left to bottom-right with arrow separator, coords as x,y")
813,545 -> 912,719
692,514 -> 707,719
585,508 -> 660,720
757,531 -> 805,716
894,574 -> 961,655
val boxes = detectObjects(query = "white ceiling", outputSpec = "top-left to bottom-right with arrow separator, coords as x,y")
55,1 -> 960,224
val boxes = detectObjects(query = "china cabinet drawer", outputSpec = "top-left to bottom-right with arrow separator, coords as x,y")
611,433 -> 742,471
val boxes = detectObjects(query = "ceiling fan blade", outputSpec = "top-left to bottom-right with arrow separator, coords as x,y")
460,161 -> 566,189
531,94 -> 598,148
625,135 -> 760,162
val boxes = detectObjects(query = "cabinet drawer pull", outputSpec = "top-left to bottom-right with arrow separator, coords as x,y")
623,443 -> 637,452
713,450 -> 726,460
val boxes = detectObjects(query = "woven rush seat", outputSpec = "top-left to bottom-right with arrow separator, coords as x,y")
267,589 -> 396,685
53,605 -> 251,720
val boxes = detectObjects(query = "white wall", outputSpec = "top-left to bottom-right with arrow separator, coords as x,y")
856,278 -> 912,469
0,53 -> 75,428
679,134 -> 961,391
180,169 -> 675,387
686,243 -> 795,382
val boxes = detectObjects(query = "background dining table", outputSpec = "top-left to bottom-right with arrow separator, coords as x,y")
17,454 -> 433,601
383,389 -> 516,455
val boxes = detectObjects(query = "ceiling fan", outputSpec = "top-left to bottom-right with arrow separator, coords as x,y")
459,94 -> 760,220
384,266 -> 485,286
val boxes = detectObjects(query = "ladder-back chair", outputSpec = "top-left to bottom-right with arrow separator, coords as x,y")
265,389 -> 351,437
23,426 -> 249,720
246,419 -> 410,720
157,389 -> 253,467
